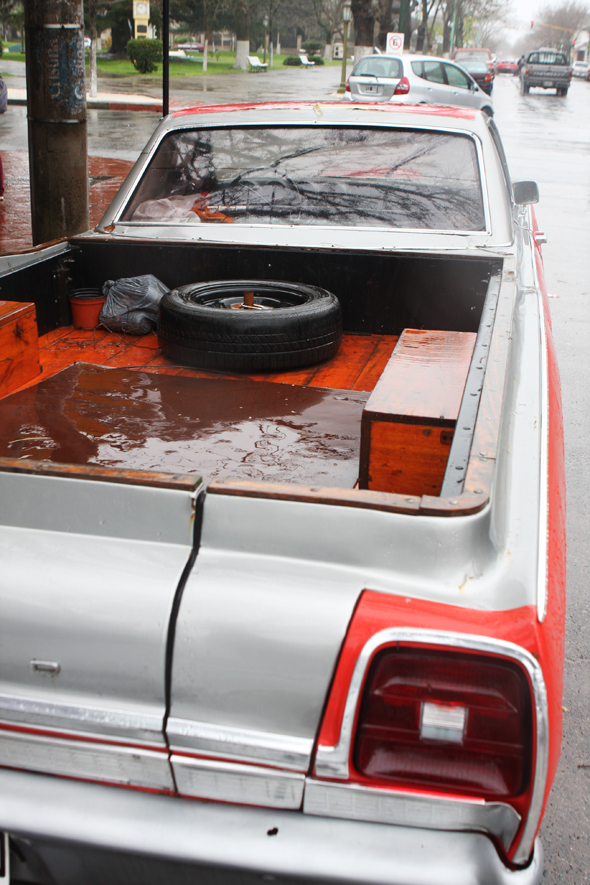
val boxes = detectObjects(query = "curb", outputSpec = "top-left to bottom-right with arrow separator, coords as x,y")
7,93 -> 162,113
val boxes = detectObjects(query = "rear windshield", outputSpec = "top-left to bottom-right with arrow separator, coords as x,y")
352,56 -> 403,78
461,60 -> 488,73
454,50 -> 490,61
121,126 -> 485,231
528,51 -> 568,65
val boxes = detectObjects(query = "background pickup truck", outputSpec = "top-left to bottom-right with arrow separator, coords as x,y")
520,49 -> 572,95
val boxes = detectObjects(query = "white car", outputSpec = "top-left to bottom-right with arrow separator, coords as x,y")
572,60 -> 589,78
347,53 -> 494,115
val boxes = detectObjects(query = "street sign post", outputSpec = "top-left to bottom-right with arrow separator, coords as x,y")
386,33 -> 404,53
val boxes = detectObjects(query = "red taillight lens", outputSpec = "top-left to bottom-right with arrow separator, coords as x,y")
393,76 -> 410,95
345,78 -> 350,92
354,647 -> 532,800
485,74 -> 492,82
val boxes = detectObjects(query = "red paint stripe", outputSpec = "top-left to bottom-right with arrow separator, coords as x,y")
172,100 -> 477,120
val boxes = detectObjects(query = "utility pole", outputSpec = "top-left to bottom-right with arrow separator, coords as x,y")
24,0 -> 89,245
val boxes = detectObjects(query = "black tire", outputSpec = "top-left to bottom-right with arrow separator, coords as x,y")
521,80 -> 530,94
557,87 -> 568,97
158,280 -> 343,372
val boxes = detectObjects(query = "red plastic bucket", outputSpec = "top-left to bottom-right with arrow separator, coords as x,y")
69,288 -> 106,330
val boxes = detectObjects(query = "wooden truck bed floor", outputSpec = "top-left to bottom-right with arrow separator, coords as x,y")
29,327 -> 399,394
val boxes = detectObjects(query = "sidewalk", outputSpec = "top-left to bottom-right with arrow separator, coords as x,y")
0,152 -> 133,254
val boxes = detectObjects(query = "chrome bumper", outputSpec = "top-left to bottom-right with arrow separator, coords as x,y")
1,768 -> 543,885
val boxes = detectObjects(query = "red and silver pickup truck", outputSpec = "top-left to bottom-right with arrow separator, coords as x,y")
520,49 -> 572,96
0,102 -> 565,885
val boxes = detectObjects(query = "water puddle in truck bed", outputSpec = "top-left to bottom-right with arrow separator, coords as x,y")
0,363 -> 369,488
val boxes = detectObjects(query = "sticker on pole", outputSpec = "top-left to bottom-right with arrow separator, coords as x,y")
386,33 -> 404,53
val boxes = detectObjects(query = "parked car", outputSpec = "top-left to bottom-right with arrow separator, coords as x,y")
520,48 -> 572,95
347,53 -> 494,114
176,41 -> 205,51
572,60 -> 590,78
452,47 -> 494,73
495,58 -> 518,74
0,101 -> 564,885
456,57 -> 494,93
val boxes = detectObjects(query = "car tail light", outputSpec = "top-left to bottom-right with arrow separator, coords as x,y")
353,646 -> 533,800
345,78 -> 350,92
484,74 -> 492,82
393,77 -> 410,95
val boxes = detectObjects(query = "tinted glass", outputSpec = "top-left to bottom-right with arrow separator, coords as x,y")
121,127 -> 485,231
528,51 -> 567,65
422,61 -> 445,83
459,60 -> 488,74
445,64 -> 472,87
454,50 -> 490,61
353,57 -> 403,78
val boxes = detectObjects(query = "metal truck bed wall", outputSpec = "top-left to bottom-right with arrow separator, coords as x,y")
0,237 -> 501,337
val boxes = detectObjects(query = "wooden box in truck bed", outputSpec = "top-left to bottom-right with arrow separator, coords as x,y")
359,329 -> 477,496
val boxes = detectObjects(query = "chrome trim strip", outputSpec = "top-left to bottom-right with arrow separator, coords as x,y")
171,755 -> 305,809
303,780 -> 521,852
313,628 -> 548,863
167,718 -> 313,771
0,729 -> 174,790
0,767 -> 546,885
536,291 -> 549,623
0,693 -> 164,743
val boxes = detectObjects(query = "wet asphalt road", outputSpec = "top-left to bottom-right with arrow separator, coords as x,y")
2,65 -> 590,882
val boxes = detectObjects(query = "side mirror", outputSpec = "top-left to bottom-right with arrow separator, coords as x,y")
513,181 -> 539,205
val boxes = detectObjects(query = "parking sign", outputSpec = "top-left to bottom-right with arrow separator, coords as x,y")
386,32 -> 404,53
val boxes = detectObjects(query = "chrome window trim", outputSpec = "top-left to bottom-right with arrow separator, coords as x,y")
110,121 -> 492,236
303,780 -> 521,852
167,717 -> 313,771
171,755 -> 305,809
313,628 -> 548,864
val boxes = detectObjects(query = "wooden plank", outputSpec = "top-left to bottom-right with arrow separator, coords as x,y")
0,302 -> 41,397
0,456 -> 202,492
359,329 -> 476,496
366,329 -> 477,421
353,335 -> 399,391
364,421 -> 454,497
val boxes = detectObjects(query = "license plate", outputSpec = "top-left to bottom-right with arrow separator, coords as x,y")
543,81 -> 553,87
364,85 -> 376,93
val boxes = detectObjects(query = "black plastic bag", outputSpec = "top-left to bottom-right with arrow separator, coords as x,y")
99,275 -> 169,335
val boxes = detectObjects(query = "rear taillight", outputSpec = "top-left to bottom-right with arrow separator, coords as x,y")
354,646 -> 533,800
484,74 -> 492,82
393,76 -> 410,95
345,78 -> 350,92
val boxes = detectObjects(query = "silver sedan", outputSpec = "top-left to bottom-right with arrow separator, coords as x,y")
347,53 -> 494,115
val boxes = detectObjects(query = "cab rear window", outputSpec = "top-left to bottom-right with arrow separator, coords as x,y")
121,126 -> 485,231
528,51 -> 568,65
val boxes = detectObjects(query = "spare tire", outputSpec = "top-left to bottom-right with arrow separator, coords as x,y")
158,280 -> 343,372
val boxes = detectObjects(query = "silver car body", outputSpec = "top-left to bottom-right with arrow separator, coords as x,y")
0,103 -> 561,885
347,53 -> 494,114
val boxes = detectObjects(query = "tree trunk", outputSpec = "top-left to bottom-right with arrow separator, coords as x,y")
234,39 -> 250,69
351,0 -> 374,49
